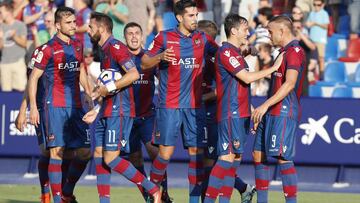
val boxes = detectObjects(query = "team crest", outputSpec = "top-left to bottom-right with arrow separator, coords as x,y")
233,140 -> 240,149
76,46 -> 81,52
194,38 -> 201,45
47,134 -> 55,141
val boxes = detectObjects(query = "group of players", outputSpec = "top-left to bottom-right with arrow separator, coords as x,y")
14,0 -> 305,203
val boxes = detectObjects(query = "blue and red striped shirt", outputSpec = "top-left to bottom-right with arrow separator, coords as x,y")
75,7 -> 92,50
146,28 -> 218,109
132,49 -> 156,117
215,42 -> 251,122
99,36 -> 136,118
34,35 -> 83,108
268,40 -> 306,120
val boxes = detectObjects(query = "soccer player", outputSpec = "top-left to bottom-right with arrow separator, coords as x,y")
16,45 -> 51,203
197,20 -> 256,203
28,7 -> 93,203
141,0 -> 218,202
252,16 -> 306,203
83,12 -> 161,203
123,22 -> 173,202
204,14 -> 283,203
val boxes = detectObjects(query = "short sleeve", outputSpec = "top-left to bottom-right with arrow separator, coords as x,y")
321,11 -> 330,24
111,42 -> 136,71
146,32 -> 165,57
17,21 -> 27,37
220,48 -> 247,76
34,44 -> 52,70
286,47 -> 304,71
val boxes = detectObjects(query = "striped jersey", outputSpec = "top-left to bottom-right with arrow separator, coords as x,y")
99,36 -> 136,118
132,49 -> 156,117
34,35 -> 83,108
215,42 -> 251,122
268,40 -> 306,120
146,28 -> 218,109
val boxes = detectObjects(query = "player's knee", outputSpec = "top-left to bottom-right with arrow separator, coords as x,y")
103,151 -> 119,165
77,148 -> 92,160
188,147 -> 204,155
49,147 -> 64,159
93,147 -> 103,158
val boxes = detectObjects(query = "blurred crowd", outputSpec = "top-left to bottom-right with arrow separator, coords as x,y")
0,0 -> 359,96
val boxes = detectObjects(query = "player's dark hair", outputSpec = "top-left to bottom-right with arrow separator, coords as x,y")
124,22 -> 143,35
269,15 -> 293,33
258,7 -> 273,21
173,0 -> 197,17
197,20 -> 218,39
90,12 -> 113,33
224,13 -> 248,38
54,7 -> 75,23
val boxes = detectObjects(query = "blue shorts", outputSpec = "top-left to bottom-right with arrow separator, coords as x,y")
129,115 -> 155,153
35,110 -> 46,147
44,107 -> 90,148
253,115 -> 298,161
95,116 -> 133,152
204,103 -> 218,159
153,108 -> 207,148
217,117 -> 250,156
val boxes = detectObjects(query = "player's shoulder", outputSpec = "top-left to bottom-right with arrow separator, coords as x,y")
109,38 -> 127,51
286,45 -> 304,57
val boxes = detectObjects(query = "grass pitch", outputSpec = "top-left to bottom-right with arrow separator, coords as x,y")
0,184 -> 359,203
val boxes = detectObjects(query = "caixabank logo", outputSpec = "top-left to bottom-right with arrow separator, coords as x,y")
299,115 -> 360,145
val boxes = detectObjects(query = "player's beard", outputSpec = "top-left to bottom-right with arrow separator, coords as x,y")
89,31 -> 101,44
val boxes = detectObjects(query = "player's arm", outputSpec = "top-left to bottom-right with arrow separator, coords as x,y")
15,85 -> 29,132
23,6 -> 47,24
10,29 -> 27,48
235,52 -> 284,84
83,97 -> 103,124
28,68 -> 44,127
252,69 -> 298,125
80,62 -> 94,108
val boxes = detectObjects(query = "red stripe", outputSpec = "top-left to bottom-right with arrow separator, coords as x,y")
153,158 -> 168,170
72,41 -> 82,108
279,118 -> 287,157
48,164 -> 62,172
165,34 -> 180,108
50,183 -> 62,196
189,161 -> 203,169
205,186 -> 219,199
190,34 -> 204,108
130,171 -> 145,184
283,185 -> 297,198
113,159 -> 130,174
128,86 -> 136,117
255,179 -> 269,190
97,184 -> 110,196
210,164 -> 226,179
96,164 -> 111,175
219,186 -> 234,197
150,172 -> 164,183
281,167 -> 296,175
53,42 -> 66,107
147,185 -> 159,195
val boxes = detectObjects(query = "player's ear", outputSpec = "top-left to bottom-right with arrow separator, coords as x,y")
230,27 -> 237,36
176,14 -> 183,23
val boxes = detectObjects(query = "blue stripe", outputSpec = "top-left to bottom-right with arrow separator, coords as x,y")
159,32 -> 168,107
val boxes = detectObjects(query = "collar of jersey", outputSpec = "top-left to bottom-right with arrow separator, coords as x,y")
222,41 -> 241,52
54,35 -> 73,45
175,27 -> 197,38
281,39 -> 299,52
101,35 -> 114,50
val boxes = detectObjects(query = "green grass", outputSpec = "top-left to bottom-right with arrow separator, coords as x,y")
0,184 -> 359,203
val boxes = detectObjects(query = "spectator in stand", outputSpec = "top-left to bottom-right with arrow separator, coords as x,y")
295,0 -> 314,19
124,0 -> 155,43
0,0 -> 27,92
23,0 -> 49,63
253,43 -> 273,96
306,0 -> 329,79
74,0 -> 92,50
292,6 -> 309,34
95,0 -> 128,42
32,10 -> 55,47
326,0 -> 341,33
294,19 -> 319,94
348,0 -> 360,39
13,0 -> 28,21
249,7 -> 273,48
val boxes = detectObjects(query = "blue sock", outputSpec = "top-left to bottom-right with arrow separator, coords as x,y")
95,157 -> 111,203
188,154 -> 204,203
280,162 -> 297,203
219,161 -> 237,203
135,165 -> 148,200
48,158 -> 62,203
255,162 -> 270,203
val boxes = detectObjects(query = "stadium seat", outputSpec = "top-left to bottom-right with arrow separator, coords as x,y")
324,61 -> 347,82
325,34 -> 347,61
339,38 -> 360,62
337,15 -> 350,36
355,64 -> 360,82
308,85 -> 322,97
331,86 -> 353,98
162,12 -> 178,30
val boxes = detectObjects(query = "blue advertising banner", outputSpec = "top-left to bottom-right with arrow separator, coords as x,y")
1,93 -> 359,165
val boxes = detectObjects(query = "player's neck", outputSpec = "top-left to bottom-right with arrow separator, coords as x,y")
281,36 -> 296,48
129,48 -> 141,55
227,38 -> 241,49
99,33 -> 112,47
178,24 -> 193,37
56,32 -> 71,44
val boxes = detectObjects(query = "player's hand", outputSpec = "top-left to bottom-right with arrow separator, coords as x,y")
160,47 -> 176,62
272,52 -> 284,71
30,108 -> 40,128
252,121 -> 260,132
251,103 -> 269,126
82,109 -> 98,124
15,111 -> 27,132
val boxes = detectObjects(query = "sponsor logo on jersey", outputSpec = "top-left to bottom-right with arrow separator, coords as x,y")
229,56 -> 240,68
